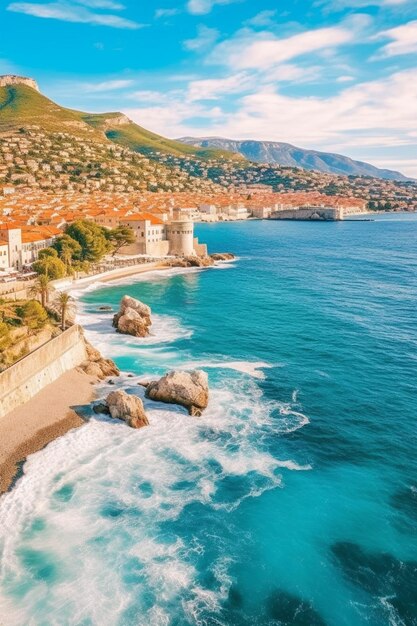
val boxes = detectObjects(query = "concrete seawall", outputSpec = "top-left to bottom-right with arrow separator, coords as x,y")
0,325 -> 87,418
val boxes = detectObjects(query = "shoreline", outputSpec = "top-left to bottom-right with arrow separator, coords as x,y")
0,260 -> 220,495
0,368 -> 96,494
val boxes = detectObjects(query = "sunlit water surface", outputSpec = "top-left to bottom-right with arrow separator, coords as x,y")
0,214 -> 416,626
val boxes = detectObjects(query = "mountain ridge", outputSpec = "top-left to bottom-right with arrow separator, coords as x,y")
177,136 -> 409,182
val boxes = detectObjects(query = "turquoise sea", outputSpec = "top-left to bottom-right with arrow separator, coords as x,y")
0,214 -> 417,626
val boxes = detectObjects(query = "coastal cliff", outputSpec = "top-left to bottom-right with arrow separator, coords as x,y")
0,74 -> 39,91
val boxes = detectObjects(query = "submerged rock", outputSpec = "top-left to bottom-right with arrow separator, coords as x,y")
113,295 -> 152,337
93,402 -> 110,415
267,590 -> 327,626
79,341 -> 119,380
145,370 -> 209,416
332,541 -> 417,624
106,390 -> 149,429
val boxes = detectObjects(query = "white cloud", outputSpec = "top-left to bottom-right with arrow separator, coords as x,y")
245,10 -> 277,27
376,20 -> 417,57
75,0 -> 124,8
7,1 -> 142,29
187,0 -> 240,16
336,75 -> 355,82
187,72 -> 251,101
184,25 -> 219,51
318,0 -> 410,9
209,22 -> 360,70
154,7 -> 180,18
121,67 -> 417,176
82,79 -> 134,91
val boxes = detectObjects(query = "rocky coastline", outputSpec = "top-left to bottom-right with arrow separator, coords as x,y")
0,254 -> 232,493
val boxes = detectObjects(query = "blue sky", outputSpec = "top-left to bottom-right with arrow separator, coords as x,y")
1,0 -> 417,175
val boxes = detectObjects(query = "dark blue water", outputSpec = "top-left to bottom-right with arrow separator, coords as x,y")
0,214 -> 416,626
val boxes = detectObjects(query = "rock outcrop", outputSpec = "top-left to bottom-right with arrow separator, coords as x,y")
210,253 -> 235,261
113,295 -> 152,337
165,256 -> 214,268
164,253 -> 235,269
79,341 -> 120,380
0,75 -> 39,91
145,370 -> 209,416
106,390 -> 149,429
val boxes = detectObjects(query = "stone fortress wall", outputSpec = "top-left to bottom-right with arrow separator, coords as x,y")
270,207 -> 343,221
0,325 -> 87,418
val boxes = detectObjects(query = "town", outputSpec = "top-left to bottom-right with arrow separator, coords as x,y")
0,185 -> 370,280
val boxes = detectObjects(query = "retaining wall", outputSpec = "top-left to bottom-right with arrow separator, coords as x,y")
0,325 -> 87,418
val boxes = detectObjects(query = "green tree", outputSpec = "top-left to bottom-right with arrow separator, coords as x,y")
52,234 -> 82,262
29,274 -> 52,308
38,247 -> 58,260
33,255 -> 67,280
65,221 -> 111,262
16,301 -> 48,332
55,292 -> 75,331
107,226 -> 136,256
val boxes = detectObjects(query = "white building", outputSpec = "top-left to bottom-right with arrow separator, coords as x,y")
120,213 -> 169,256
0,225 -> 60,271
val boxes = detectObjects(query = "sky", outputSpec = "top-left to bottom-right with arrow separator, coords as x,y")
1,0 -> 417,176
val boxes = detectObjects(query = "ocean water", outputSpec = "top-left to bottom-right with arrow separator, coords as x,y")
1,214 -> 417,626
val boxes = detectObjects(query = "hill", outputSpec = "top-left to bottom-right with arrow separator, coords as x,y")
177,136 -> 409,182
0,77 -> 240,161
1,76 -> 416,210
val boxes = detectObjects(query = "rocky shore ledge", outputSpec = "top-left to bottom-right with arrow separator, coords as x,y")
164,252 -> 235,268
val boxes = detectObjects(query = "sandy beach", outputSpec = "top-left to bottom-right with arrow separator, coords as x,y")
0,261 -> 172,494
0,369 -> 96,493
0,256 -> 209,495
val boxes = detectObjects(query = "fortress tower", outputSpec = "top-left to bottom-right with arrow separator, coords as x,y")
167,220 -> 195,256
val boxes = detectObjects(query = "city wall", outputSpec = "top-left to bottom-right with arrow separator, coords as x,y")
270,207 -> 343,221
0,325 -> 87,418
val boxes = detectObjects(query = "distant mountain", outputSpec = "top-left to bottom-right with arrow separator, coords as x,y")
177,137 -> 409,181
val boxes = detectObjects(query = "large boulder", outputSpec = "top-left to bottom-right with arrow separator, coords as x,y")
210,253 -> 235,262
79,341 -> 119,380
106,390 -> 149,429
113,295 -> 152,337
145,370 -> 209,416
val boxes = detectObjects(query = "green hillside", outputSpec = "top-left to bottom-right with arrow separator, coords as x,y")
0,84 -> 101,139
80,111 -> 242,160
0,82 -> 241,161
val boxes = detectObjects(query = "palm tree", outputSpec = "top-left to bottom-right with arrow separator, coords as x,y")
55,292 -> 75,331
60,245 -> 73,271
29,274 -> 51,308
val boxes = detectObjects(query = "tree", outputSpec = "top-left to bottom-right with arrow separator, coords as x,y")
55,292 -> 75,331
52,234 -> 82,263
29,274 -> 52,308
65,221 -> 111,262
16,300 -> 48,332
107,226 -> 135,256
33,255 -> 67,280
38,247 -> 58,260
